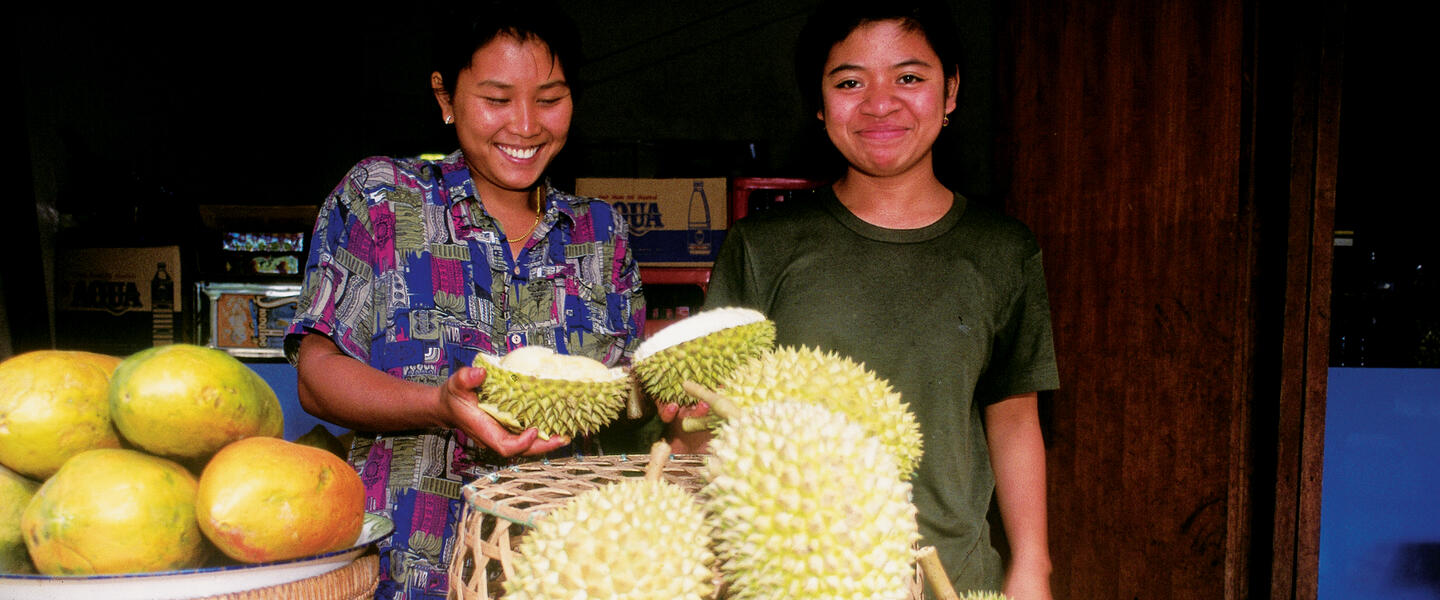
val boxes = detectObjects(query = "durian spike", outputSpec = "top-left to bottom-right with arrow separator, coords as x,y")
626,371 -> 646,420
918,546 -> 961,600
679,380 -> 738,416
644,440 -> 672,482
679,380 -> 735,431
679,415 -> 722,433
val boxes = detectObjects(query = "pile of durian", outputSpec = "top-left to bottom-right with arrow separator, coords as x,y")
474,307 -> 1002,600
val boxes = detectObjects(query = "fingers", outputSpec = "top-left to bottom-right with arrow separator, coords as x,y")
460,404 -> 571,458
483,424 -> 536,457
451,365 -> 486,390
519,433 -> 571,457
657,401 -> 709,423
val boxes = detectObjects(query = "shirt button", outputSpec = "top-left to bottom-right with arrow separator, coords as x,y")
513,266 -> 520,275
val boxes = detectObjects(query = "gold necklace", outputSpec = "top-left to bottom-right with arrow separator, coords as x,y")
508,187 -> 544,251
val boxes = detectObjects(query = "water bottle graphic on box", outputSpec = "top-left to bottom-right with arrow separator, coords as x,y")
686,181 -> 711,256
151,262 -> 174,346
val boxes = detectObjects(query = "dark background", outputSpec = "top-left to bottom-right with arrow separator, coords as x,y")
15,3 -> 1427,366
14,2 -> 995,225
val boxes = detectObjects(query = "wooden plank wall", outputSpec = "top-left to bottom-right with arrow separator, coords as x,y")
994,1 -> 1253,598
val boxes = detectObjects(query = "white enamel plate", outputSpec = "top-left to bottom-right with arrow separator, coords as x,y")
0,513 -> 393,600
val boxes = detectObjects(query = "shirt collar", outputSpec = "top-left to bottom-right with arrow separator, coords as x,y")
440,150 -> 577,226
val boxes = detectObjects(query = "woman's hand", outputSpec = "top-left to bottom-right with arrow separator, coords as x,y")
658,400 -> 713,454
297,333 -> 567,456
440,366 -> 569,457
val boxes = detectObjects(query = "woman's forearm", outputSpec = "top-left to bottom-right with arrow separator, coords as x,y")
294,333 -> 447,432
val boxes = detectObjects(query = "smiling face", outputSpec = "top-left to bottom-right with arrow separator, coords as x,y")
435,35 -> 572,199
818,20 -> 957,180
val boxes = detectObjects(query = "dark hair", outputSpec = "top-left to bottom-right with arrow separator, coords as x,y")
433,1 -> 582,96
793,0 -> 962,117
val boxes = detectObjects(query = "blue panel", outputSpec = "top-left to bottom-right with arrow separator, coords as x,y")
1320,368 -> 1440,599
243,361 -> 349,441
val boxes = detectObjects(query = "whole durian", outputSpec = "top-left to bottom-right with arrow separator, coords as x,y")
632,307 -> 775,406
711,345 -> 923,478
473,346 -> 630,440
505,442 -> 715,600
704,399 -> 919,599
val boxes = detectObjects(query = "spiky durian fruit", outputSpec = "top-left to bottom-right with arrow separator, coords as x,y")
473,346 -> 629,440
714,345 -> 923,478
632,307 -> 775,406
704,400 -> 919,599
505,443 -> 715,600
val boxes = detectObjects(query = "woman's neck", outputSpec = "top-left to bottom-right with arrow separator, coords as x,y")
473,177 -> 543,252
832,168 -> 953,229
471,171 -> 538,216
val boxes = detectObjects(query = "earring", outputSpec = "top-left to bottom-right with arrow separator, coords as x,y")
444,115 -> 454,125
942,116 -> 949,127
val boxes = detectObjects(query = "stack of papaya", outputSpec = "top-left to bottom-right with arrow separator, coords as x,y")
0,345 -> 364,575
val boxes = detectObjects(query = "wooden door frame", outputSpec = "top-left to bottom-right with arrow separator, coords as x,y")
1237,0 -> 1344,597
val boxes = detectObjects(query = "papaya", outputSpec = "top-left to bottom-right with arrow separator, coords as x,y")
0,464 -> 39,573
0,350 -> 123,480
196,437 -> 365,563
22,448 -> 207,574
109,344 -> 283,462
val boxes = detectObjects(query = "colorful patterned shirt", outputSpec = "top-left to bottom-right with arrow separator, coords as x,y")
285,150 -> 644,599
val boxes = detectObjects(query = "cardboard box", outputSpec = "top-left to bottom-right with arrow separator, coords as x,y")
575,178 -> 728,266
55,246 -> 183,356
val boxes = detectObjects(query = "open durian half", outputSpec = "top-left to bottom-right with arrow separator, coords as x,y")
632,307 -> 776,406
472,346 -> 631,440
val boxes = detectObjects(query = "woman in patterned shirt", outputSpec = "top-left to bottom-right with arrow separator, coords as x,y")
284,3 -> 644,598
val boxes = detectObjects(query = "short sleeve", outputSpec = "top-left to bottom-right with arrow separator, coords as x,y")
702,220 -> 761,311
611,216 -> 646,363
977,248 -> 1060,402
284,162 -> 382,366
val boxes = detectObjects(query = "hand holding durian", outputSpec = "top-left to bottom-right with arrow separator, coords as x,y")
472,346 -> 631,442
632,307 -> 776,453
441,363 -> 572,457
467,307 -> 776,453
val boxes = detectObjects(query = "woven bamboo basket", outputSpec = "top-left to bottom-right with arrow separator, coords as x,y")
196,552 -> 379,600
447,453 -> 926,600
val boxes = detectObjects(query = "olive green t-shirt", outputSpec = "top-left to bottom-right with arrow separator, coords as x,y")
703,186 -> 1059,594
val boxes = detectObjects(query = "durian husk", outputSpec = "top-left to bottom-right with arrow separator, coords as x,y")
504,442 -> 715,600
473,348 -> 630,440
958,592 -> 1012,600
703,399 -> 919,599
633,307 -> 776,406
712,345 -> 924,479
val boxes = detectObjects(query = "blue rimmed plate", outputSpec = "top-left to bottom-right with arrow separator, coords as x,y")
0,513 -> 392,600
